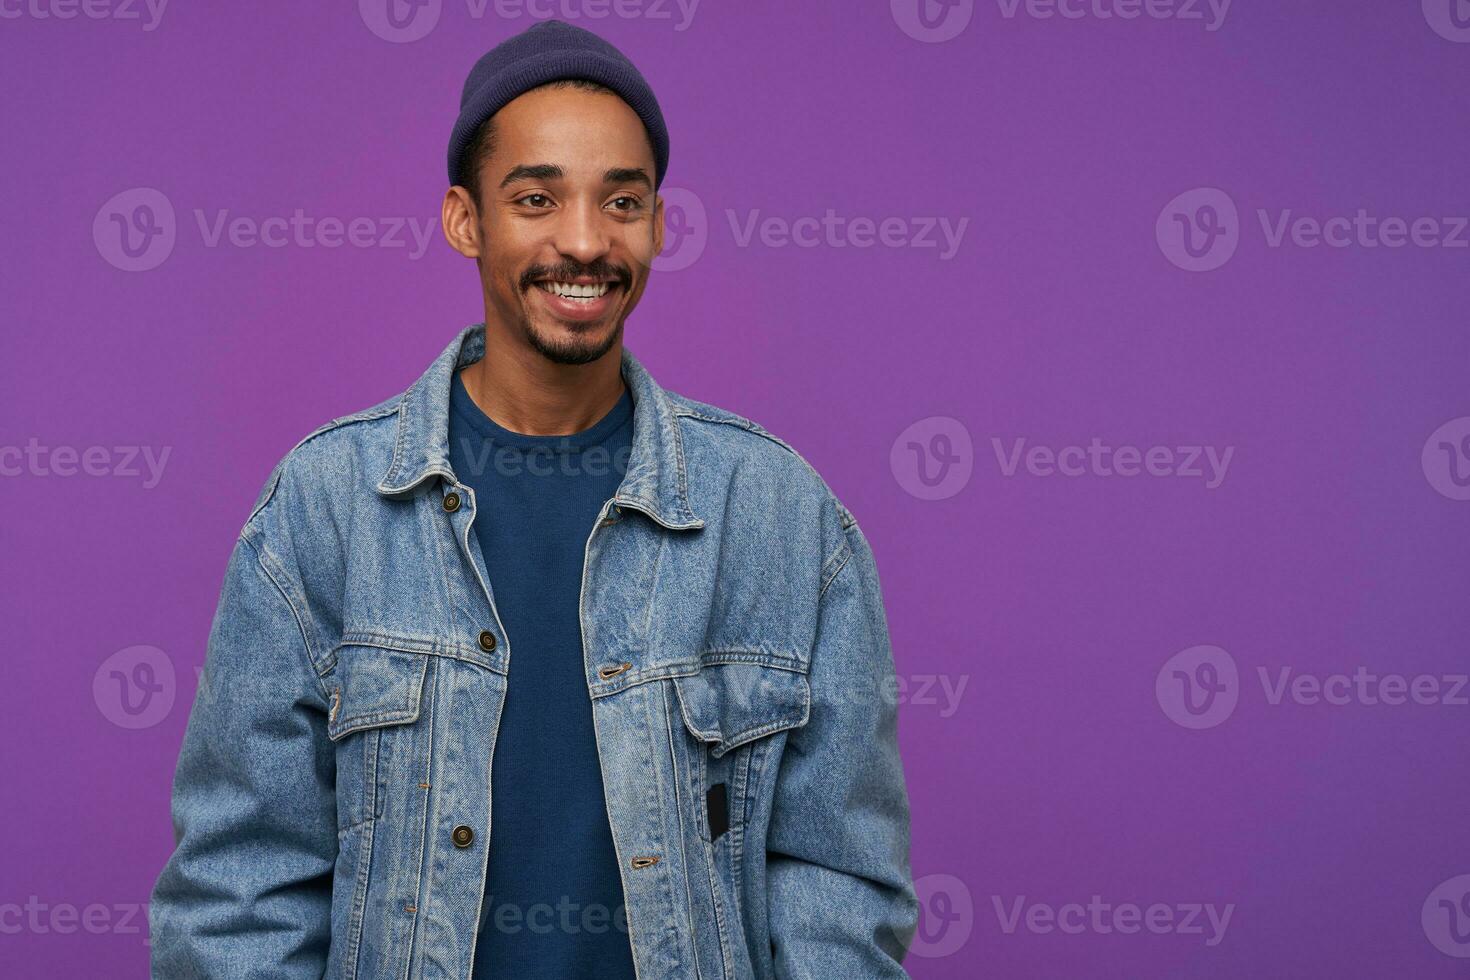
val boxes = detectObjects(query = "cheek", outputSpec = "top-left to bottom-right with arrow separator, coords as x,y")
621,230 -> 659,276
481,262 -> 524,305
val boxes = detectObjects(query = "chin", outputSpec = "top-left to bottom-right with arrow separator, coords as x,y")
525,315 -> 622,366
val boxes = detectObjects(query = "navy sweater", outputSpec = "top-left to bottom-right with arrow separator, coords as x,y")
447,367 -> 637,980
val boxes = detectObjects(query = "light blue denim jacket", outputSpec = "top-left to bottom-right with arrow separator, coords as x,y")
149,323 -> 918,979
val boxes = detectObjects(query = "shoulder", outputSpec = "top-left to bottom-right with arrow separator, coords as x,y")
663,389 -> 859,533
240,391 -> 404,541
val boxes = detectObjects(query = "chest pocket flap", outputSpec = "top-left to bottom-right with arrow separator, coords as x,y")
673,660 -> 810,759
323,643 -> 429,742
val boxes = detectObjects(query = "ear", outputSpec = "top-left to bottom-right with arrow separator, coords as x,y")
441,185 -> 481,259
652,192 -> 665,259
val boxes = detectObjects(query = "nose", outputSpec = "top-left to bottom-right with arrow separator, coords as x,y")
551,197 -> 612,267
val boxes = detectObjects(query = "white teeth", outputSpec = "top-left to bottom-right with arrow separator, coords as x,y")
540,280 -> 611,299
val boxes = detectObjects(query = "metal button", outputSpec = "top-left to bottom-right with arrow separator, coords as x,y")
451,824 -> 474,848
478,630 -> 497,652
443,491 -> 461,513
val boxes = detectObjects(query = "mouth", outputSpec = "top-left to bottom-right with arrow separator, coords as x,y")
529,278 -> 621,323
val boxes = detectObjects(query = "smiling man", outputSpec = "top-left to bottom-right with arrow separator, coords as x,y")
150,19 -> 917,980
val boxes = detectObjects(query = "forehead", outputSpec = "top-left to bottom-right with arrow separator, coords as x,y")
490,85 -> 655,178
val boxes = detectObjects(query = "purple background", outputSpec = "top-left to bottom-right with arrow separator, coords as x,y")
3,1 -> 1469,975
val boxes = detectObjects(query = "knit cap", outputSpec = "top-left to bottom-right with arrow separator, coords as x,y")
447,19 -> 669,189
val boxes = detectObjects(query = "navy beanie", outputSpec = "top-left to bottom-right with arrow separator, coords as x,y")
447,19 -> 669,190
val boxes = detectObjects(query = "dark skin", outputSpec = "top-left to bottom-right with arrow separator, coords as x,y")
441,86 -> 665,436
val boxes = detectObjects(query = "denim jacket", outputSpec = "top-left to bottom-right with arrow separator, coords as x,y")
149,323 -> 918,979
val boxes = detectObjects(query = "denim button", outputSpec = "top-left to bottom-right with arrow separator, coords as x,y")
443,491 -> 461,513
477,630 -> 496,652
451,824 -> 474,848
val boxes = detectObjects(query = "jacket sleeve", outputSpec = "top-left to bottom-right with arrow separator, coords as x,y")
765,518 -> 920,976
149,531 -> 337,978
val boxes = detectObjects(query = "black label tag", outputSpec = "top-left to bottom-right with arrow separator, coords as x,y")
706,782 -> 729,841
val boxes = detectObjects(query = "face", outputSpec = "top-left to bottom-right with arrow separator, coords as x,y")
444,85 -> 664,366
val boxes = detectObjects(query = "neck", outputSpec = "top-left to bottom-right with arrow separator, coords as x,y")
459,324 -> 626,437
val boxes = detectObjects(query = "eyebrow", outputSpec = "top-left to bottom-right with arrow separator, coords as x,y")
499,164 -> 652,190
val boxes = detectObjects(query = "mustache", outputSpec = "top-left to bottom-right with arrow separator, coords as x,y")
520,262 -> 631,290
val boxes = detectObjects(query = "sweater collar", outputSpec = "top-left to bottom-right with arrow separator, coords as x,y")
375,322 -> 703,531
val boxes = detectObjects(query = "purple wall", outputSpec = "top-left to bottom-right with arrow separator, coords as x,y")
3,1 -> 1469,975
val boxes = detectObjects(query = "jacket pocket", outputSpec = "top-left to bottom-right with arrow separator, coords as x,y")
671,659 -> 811,845
671,660 -> 810,760
671,660 -> 810,978
321,642 -> 429,834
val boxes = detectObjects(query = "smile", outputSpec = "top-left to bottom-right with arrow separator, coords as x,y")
529,277 -> 621,323
534,280 -> 614,303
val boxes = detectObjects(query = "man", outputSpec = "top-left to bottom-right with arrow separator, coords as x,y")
149,19 -> 917,979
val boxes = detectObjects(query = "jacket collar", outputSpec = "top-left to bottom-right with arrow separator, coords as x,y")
375,323 -> 704,531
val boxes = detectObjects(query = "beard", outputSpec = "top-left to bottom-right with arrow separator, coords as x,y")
519,307 -> 624,366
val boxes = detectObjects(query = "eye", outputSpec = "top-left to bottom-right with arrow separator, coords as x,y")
516,193 -> 553,208
607,195 -> 643,213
